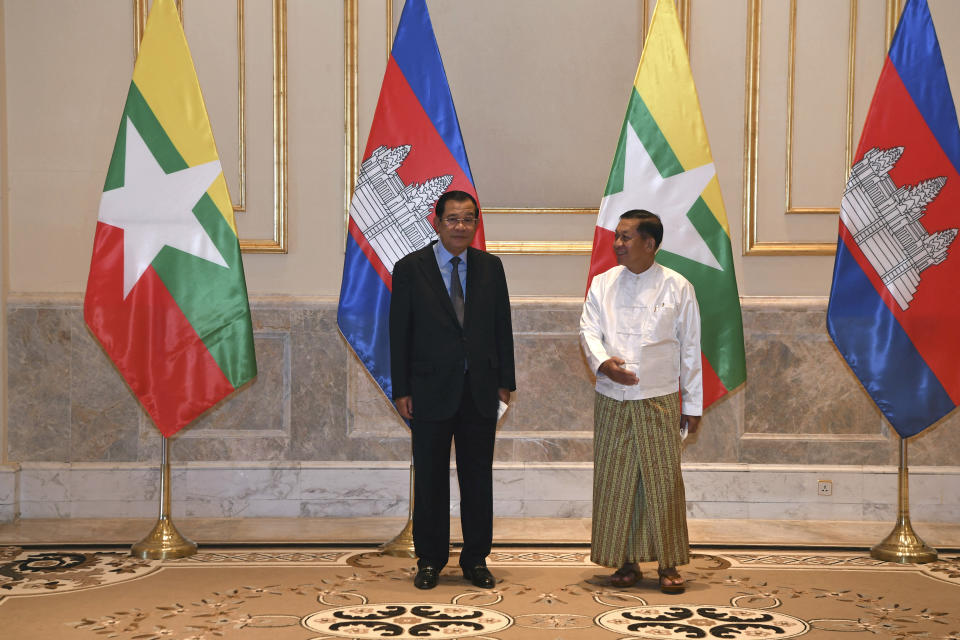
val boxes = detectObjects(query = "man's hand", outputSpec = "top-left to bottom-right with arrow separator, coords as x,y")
598,357 -> 640,386
680,414 -> 701,435
498,388 -> 511,405
395,396 -> 413,420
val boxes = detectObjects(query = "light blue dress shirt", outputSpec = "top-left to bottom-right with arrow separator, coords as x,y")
433,241 -> 468,302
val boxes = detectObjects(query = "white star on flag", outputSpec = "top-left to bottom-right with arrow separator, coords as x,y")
598,124 -> 722,271
98,117 -> 228,298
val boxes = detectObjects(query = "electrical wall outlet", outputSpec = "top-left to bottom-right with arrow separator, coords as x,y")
818,480 -> 833,496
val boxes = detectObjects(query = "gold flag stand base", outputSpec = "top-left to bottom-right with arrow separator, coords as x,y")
380,464 -> 416,557
131,436 -> 197,560
379,517 -> 415,558
870,516 -> 937,564
869,437 -> 937,564
131,516 -> 198,560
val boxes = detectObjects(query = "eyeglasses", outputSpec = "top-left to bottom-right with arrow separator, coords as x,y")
440,217 -> 478,227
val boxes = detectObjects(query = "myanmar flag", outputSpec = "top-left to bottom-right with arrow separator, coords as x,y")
84,0 -> 257,437
587,0 -> 745,408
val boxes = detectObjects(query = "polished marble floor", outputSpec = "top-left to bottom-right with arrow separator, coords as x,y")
1,516 -> 958,550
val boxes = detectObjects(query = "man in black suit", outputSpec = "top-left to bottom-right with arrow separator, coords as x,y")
390,190 -> 516,590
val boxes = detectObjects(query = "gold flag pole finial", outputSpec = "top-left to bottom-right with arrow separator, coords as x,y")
131,437 -> 197,559
380,464 -> 416,557
870,437 -> 937,564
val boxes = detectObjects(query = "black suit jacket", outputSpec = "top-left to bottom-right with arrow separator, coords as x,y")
390,242 -> 516,421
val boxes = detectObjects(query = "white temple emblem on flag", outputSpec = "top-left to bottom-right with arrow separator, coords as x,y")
840,146 -> 958,311
350,144 -> 452,274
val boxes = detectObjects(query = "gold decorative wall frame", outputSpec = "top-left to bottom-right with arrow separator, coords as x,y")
134,0 -> 288,253
742,0 -> 902,256
345,0 -> 690,256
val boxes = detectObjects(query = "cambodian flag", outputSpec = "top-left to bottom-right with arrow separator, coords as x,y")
337,0 -> 483,404
827,0 -> 960,438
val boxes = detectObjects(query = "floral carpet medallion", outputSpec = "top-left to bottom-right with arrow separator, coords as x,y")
0,547 -> 158,595
0,546 -> 958,639
302,599 -> 512,638
595,600 -> 810,638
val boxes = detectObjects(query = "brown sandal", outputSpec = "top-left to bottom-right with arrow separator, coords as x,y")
657,567 -> 686,594
610,564 -> 641,588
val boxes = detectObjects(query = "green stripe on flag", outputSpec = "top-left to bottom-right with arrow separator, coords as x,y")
604,91 -> 684,196
657,198 -> 746,390
106,82 -> 256,389
105,83 -> 189,190
151,193 -> 256,390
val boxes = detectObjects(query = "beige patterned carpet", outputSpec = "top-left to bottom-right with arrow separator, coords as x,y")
1,545 -> 959,639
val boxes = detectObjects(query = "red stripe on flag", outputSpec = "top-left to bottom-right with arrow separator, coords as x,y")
363,57 -> 485,247
701,354 -> 727,409
348,218 -> 394,291
853,61 -> 960,402
84,223 -> 236,437
585,226 -> 617,296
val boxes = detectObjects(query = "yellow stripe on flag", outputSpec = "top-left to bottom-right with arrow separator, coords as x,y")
633,0 -> 730,234
132,0 -> 237,235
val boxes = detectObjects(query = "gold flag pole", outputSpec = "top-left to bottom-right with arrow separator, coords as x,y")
380,463 -> 415,557
131,436 -> 197,559
870,436 -> 937,564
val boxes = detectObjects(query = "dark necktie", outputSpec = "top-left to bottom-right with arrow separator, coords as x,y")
449,256 -> 464,326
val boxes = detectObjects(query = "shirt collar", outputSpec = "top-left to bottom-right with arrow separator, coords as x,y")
434,240 -> 467,265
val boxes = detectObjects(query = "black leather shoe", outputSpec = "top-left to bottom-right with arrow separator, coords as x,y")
413,565 -> 440,590
462,565 -> 495,589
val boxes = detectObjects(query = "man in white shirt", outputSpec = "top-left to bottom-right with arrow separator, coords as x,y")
579,209 -> 702,594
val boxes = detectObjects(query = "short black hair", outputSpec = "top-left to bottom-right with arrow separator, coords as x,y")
436,190 -> 478,219
619,209 -> 663,248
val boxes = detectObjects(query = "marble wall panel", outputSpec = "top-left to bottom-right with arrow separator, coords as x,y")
0,467 -> 15,505
19,466 -> 71,503
7,295 -> 960,476
684,388 -> 742,463
497,436 -> 594,463
0,466 -> 16,523
65,499 -> 161,519
520,500 -> 593,518
523,466 -> 593,502
158,434 -> 293,463
288,308 -> 350,460
183,497 -> 303,519
347,359 -> 407,437
510,301 -> 582,334
299,466 -> 409,502
5,463 -> 960,520
744,327 -> 881,436
184,334 -> 289,433
491,500 -> 526,517
70,313 -> 141,461
738,439 -> 897,466
686,502 -> 750,519
911,504 -> 960,523
491,467 -> 526,502
906,410 -> 960,467
300,499 -> 408,518
18,501 -> 73,519
746,502 -> 866,521
7,307 -> 73,461
182,468 -> 300,502
504,334 -> 594,433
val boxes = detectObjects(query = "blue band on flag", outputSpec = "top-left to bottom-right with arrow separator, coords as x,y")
827,241 -> 954,438
337,234 -> 394,399
391,0 -> 475,186
889,0 -> 960,175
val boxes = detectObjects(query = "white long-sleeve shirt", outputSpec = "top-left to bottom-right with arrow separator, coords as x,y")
579,263 -> 703,415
